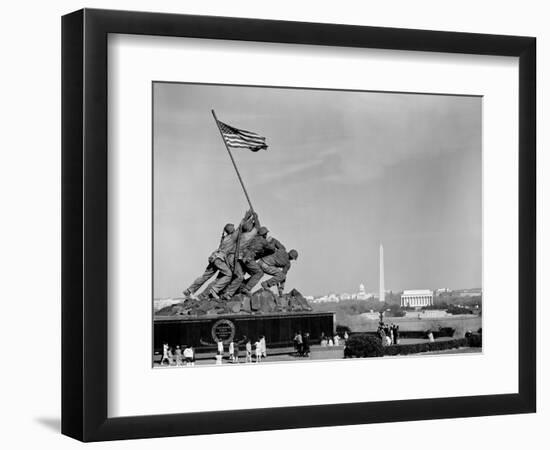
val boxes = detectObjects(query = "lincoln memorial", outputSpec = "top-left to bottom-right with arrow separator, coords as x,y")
401,289 -> 434,307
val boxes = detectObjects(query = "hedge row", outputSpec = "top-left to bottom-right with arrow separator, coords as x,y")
344,334 -> 471,358
465,333 -> 482,347
349,328 -> 455,340
383,338 -> 468,356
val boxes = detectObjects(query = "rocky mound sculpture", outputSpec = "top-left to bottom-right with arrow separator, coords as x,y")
155,288 -> 312,317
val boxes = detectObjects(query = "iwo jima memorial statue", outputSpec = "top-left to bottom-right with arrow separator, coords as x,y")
154,111 -> 335,356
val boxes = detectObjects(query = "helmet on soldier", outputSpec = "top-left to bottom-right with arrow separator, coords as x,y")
289,249 -> 298,260
258,226 -> 269,236
224,223 -> 235,234
242,221 -> 254,232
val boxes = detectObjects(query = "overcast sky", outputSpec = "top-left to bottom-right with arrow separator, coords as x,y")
153,82 -> 481,298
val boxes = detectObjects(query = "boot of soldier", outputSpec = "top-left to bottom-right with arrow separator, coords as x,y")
197,291 -> 210,302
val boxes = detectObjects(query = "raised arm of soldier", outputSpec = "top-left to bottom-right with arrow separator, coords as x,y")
238,210 -> 258,247
251,210 -> 261,230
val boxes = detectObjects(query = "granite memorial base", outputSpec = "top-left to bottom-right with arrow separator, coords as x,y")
154,311 -> 335,354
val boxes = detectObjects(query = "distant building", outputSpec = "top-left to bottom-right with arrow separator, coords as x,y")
401,289 -> 434,307
313,293 -> 340,303
379,244 -> 385,303
356,283 -> 370,300
455,288 -> 482,297
458,291 -> 482,298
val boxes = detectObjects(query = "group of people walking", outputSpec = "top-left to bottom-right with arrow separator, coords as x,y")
159,336 -> 269,367
293,331 -> 311,357
216,336 -> 267,364
378,322 -> 400,346
319,333 -> 341,347
160,343 -> 195,366
183,210 -> 299,301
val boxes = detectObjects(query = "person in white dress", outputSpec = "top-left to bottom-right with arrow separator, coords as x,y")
228,340 -> 235,362
260,336 -> 267,358
174,345 -> 183,366
161,342 -> 171,366
334,335 -> 340,346
254,339 -> 262,363
245,340 -> 252,363
183,346 -> 194,366
217,338 -> 224,356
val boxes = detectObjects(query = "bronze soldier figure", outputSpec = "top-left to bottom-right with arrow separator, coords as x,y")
223,213 -> 276,297
260,249 -> 298,297
182,222 -> 238,301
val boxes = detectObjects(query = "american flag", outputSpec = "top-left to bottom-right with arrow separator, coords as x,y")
217,120 -> 268,152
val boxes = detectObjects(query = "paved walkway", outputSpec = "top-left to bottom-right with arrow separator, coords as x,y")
153,337 -> 468,367
154,344 -> 344,367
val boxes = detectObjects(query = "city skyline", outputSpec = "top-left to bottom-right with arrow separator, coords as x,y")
305,283 -> 482,299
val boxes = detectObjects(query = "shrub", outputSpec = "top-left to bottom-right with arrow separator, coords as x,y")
384,338 -> 468,356
437,327 -> 455,338
344,334 -> 384,358
336,325 -> 351,337
447,305 -> 473,315
466,333 -> 482,347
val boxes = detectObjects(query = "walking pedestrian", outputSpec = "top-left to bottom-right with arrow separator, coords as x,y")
255,338 -> 262,363
260,335 -> 267,358
174,345 -> 183,366
245,339 -> 252,363
294,331 -> 303,356
160,342 -> 170,366
302,332 -> 311,357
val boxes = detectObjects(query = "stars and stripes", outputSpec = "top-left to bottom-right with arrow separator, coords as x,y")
217,119 -> 268,152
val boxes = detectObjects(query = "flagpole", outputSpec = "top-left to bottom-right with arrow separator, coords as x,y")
211,109 -> 255,212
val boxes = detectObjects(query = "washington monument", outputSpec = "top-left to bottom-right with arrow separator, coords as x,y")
379,244 -> 385,303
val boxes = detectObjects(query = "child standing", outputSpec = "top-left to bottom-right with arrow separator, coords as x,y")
255,339 -> 262,363
245,339 -> 252,363
260,335 -> 267,359
174,345 -> 183,366
161,342 -> 171,366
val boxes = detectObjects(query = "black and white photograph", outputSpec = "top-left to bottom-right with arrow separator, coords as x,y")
1,0 -> 543,447
153,82 -> 483,367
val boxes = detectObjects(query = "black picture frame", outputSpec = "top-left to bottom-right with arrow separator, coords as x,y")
62,8 -> 536,442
